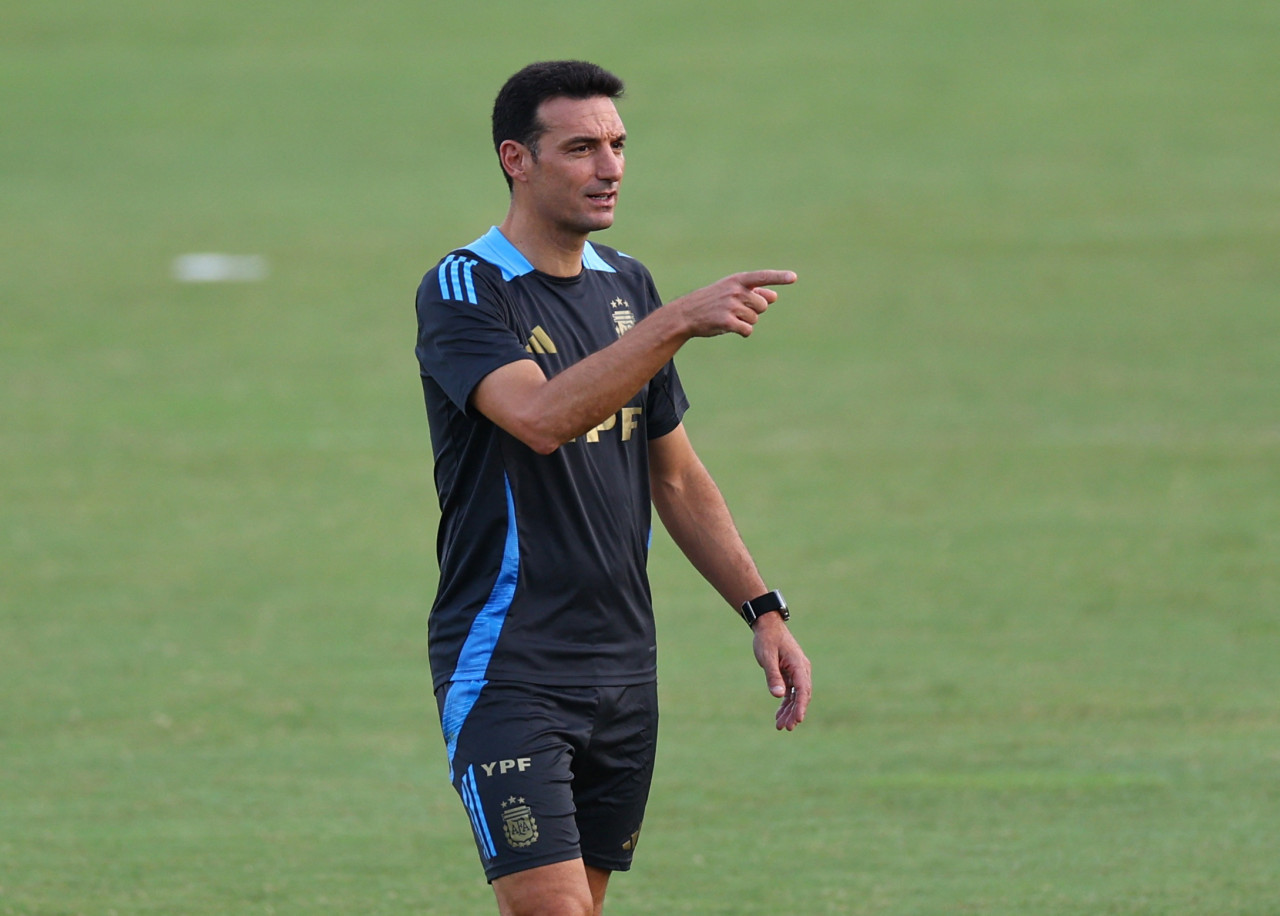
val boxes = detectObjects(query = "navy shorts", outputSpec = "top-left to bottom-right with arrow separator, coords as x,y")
435,680 -> 658,883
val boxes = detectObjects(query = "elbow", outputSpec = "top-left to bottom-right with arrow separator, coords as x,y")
525,434 -> 563,456
504,413 -> 567,455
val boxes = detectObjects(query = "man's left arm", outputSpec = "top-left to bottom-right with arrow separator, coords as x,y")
648,424 -> 812,731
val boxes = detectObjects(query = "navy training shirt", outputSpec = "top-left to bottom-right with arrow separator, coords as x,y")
415,227 -> 689,690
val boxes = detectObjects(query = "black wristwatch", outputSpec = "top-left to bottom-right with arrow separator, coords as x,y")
739,589 -> 790,628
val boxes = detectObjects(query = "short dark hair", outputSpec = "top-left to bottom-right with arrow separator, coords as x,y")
491,60 -> 625,190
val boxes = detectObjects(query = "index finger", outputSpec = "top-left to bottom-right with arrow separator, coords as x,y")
735,269 -> 797,290
783,658 -> 813,728
788,673 -> 812,727
776,688 -> 806,731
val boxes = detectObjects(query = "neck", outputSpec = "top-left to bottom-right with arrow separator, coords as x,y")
498,206 -> 587,278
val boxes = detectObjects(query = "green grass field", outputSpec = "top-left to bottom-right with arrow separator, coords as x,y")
3,1 -> 1278,913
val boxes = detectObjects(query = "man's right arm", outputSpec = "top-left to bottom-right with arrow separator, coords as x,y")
472,270 -> 796,454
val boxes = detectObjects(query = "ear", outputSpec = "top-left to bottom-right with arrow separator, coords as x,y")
499,140 -> 533,185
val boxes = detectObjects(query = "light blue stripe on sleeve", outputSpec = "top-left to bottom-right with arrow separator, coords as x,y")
462,259 -> 478,304
437,254 -> 480,304
437,255 -> 455,299
449,257 -> 466,302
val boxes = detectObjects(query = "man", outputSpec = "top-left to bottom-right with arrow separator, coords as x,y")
414,60 -> 812,916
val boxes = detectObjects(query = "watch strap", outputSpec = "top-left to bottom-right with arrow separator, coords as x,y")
739,589 -> 790,627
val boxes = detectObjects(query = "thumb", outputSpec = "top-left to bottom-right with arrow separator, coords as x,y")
763,657 -> 787,697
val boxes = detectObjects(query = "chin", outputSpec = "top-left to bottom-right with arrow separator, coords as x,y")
564,218 -> 614,236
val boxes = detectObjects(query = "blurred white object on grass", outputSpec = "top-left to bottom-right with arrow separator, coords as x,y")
172,253 -> 269,283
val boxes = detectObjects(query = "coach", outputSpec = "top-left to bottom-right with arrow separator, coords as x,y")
414,60 -> 812,916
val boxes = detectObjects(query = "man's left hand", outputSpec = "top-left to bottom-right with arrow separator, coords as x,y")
751,614 -> 812,731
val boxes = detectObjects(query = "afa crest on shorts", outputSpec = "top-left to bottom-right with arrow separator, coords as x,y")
501,796 -> 539,849
610,298 -> 635,338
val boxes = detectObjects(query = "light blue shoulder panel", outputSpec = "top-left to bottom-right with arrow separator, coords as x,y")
466,227 -> 535,281
465,227 -> 619,278
582,242 -> 618,274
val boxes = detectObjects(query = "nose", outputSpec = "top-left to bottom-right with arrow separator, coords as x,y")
596,146 -> 623,182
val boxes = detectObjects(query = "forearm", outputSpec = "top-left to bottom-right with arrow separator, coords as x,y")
471,270 -> 795,455
651,457 -> 767,609
473,303 -> 691,454
649,425 -> 812,730
528,307 -> 690,445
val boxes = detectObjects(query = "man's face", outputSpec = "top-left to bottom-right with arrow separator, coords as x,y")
521,95 -> 626,236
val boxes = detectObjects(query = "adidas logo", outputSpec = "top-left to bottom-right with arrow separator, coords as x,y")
525,326 -> 557,354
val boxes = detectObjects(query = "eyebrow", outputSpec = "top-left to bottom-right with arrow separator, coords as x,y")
560,132 -> 627,148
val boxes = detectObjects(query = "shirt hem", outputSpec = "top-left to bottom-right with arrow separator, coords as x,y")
431,668 -> 658,691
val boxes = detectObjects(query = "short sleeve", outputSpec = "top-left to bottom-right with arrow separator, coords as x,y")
415,257 -> 533,414
633,262 -> 689,438
645,359 -> 689,439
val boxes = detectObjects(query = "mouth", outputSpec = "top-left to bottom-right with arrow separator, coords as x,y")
587,191 -> 617,206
